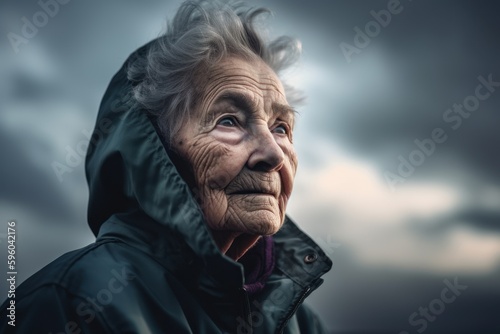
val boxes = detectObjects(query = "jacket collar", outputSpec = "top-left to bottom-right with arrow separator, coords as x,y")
96,210 -> 331,296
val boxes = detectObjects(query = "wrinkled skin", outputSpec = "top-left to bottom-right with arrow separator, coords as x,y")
172,56 -> 298,261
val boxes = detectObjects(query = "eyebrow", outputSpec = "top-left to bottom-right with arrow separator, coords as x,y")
273,102 -> 297,120
215,91 -> 296,120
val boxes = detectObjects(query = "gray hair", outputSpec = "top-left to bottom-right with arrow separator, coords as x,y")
127,0 -> 302,144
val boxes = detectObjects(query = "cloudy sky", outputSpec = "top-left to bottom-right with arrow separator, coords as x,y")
1,1 -> 499,333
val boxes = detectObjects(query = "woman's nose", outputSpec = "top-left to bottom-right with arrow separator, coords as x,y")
246,127 -> 285,172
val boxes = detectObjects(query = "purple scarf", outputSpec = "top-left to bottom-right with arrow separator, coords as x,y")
239,236 -> 275,295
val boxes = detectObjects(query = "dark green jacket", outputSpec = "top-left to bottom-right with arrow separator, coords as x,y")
1,42 -> 332,334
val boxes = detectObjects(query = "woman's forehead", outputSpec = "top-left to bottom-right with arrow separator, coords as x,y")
194,56 -> 289,112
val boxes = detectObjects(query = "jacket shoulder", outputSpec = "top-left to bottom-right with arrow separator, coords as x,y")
1,239 -> 196,333
11,239 -> 130,300
1,240 -> 126,333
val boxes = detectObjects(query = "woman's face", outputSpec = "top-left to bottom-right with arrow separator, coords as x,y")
172,56 -> 298,259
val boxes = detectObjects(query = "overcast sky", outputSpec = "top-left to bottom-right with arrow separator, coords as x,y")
1,1 -> 499,333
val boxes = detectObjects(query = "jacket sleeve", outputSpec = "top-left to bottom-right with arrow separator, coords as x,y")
1,284 -> 111,334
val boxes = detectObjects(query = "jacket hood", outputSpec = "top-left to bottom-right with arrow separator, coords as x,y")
85,40 -> 332,294
85,41 -> 256,291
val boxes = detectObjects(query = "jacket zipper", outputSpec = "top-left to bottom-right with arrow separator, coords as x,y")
241,287 -> 253,332
276,286 -> 311,334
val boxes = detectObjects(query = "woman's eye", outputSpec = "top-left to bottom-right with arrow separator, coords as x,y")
217,116 -> 237,127
273,124 -> 288,135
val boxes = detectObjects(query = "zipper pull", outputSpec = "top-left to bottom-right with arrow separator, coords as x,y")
236,287 -> 253,334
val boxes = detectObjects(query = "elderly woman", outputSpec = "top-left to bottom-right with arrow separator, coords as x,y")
1,1 -> 332,333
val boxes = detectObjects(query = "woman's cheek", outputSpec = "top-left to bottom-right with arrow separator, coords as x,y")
203,146 -> 248,190
279,143 -> 297,199
277,139 -> 297,171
